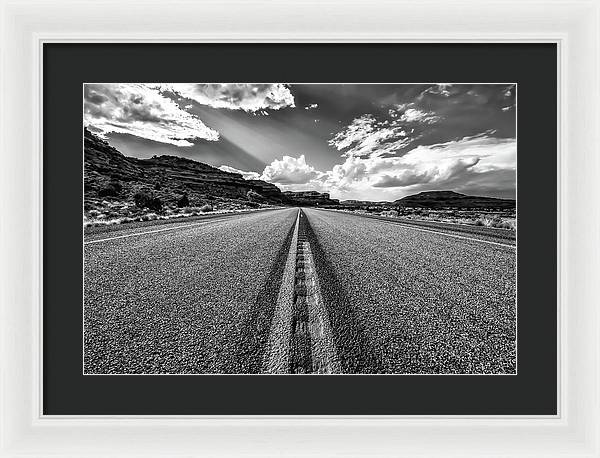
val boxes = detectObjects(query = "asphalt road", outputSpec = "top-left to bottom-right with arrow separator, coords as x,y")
84,206 -> 516,374
84,207 -> 297,373
302,208 -> 516,374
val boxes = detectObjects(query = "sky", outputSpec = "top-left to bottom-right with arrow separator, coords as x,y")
84,83 -> 516,201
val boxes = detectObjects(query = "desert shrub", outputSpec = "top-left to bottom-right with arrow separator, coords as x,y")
247,190 -> 265,202
149,197 -> 163,212
473,216 -> 515,230
177,194 -> 190,208
140,213 -> 158,221
134,191 -> 150,208
134,191 -> 163,212
199,204 -> 213,212
245,201 -> 260,208
98,181 -> 122,198
490,217 -> 516,230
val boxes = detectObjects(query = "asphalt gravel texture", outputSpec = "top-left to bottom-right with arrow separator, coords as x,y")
85,205 -> 516,375
303,208 -> 516,374
84,207 -> 297,374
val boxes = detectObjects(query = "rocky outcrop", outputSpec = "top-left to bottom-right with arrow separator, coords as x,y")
283,191 -> 339,207
84,128 -> 288,206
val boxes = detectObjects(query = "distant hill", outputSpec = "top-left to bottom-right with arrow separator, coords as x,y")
394,190 -> 515,209
84,128 -> 287,209
339,200 -> 388,207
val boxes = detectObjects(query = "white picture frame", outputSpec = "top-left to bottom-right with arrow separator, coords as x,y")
1,0 -> 598,456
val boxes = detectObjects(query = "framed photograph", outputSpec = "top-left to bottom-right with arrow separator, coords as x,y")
1,0 -> 599,457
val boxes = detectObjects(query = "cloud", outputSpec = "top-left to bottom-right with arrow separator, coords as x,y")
398,107 -> 440,123
304,103 -> 318,110
218,165 -> 261,180
373,170 -> 434,188
84,84 -> 219,146
426,84 -> 453,97
258,134 -> 515,200
260,155 -> 320,185
503,84 -> 515,97
328,109 -> 426,159
328,84 -> 516,170
153,84 -> 295,113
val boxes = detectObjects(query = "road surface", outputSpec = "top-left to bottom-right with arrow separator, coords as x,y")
84,207 -> 516,374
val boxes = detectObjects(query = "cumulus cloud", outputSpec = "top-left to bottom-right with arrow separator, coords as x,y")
304,103 -> 318,110
84,83 -> 219,146
325,84 -> 516,197
217,165 -> 261,180
260,155 -> 320,185
153,83 -> 295,113
257,135 -> 515,200
327,135 -> 514,197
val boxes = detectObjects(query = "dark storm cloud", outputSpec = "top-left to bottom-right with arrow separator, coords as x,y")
372,157 -> 481,189
373,171 -> 433,188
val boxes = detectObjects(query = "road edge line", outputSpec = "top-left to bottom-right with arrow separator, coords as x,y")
393,222 -> 516,249
83,218 -> 228,244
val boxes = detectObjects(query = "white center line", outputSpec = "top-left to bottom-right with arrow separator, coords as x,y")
84,218 -> 228,245
263,209 -> 300,373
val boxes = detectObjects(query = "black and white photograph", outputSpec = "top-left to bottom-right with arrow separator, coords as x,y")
83,83 -> 517,375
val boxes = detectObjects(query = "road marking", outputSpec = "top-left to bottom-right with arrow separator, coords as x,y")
313,208 -> 515,249
264,209 -> 340,374
84,218 -> 228,245
263,209 -> 300,373
293,235 -> 340,374
392,222 -> 516,249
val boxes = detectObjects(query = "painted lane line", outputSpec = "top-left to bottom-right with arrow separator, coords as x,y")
263,208 -> 340,374
263,209 -> 300,373
349,213 -> 516,249
84,218 -> 228,245
298,240 -> 340,374
289,210 -> 339,374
